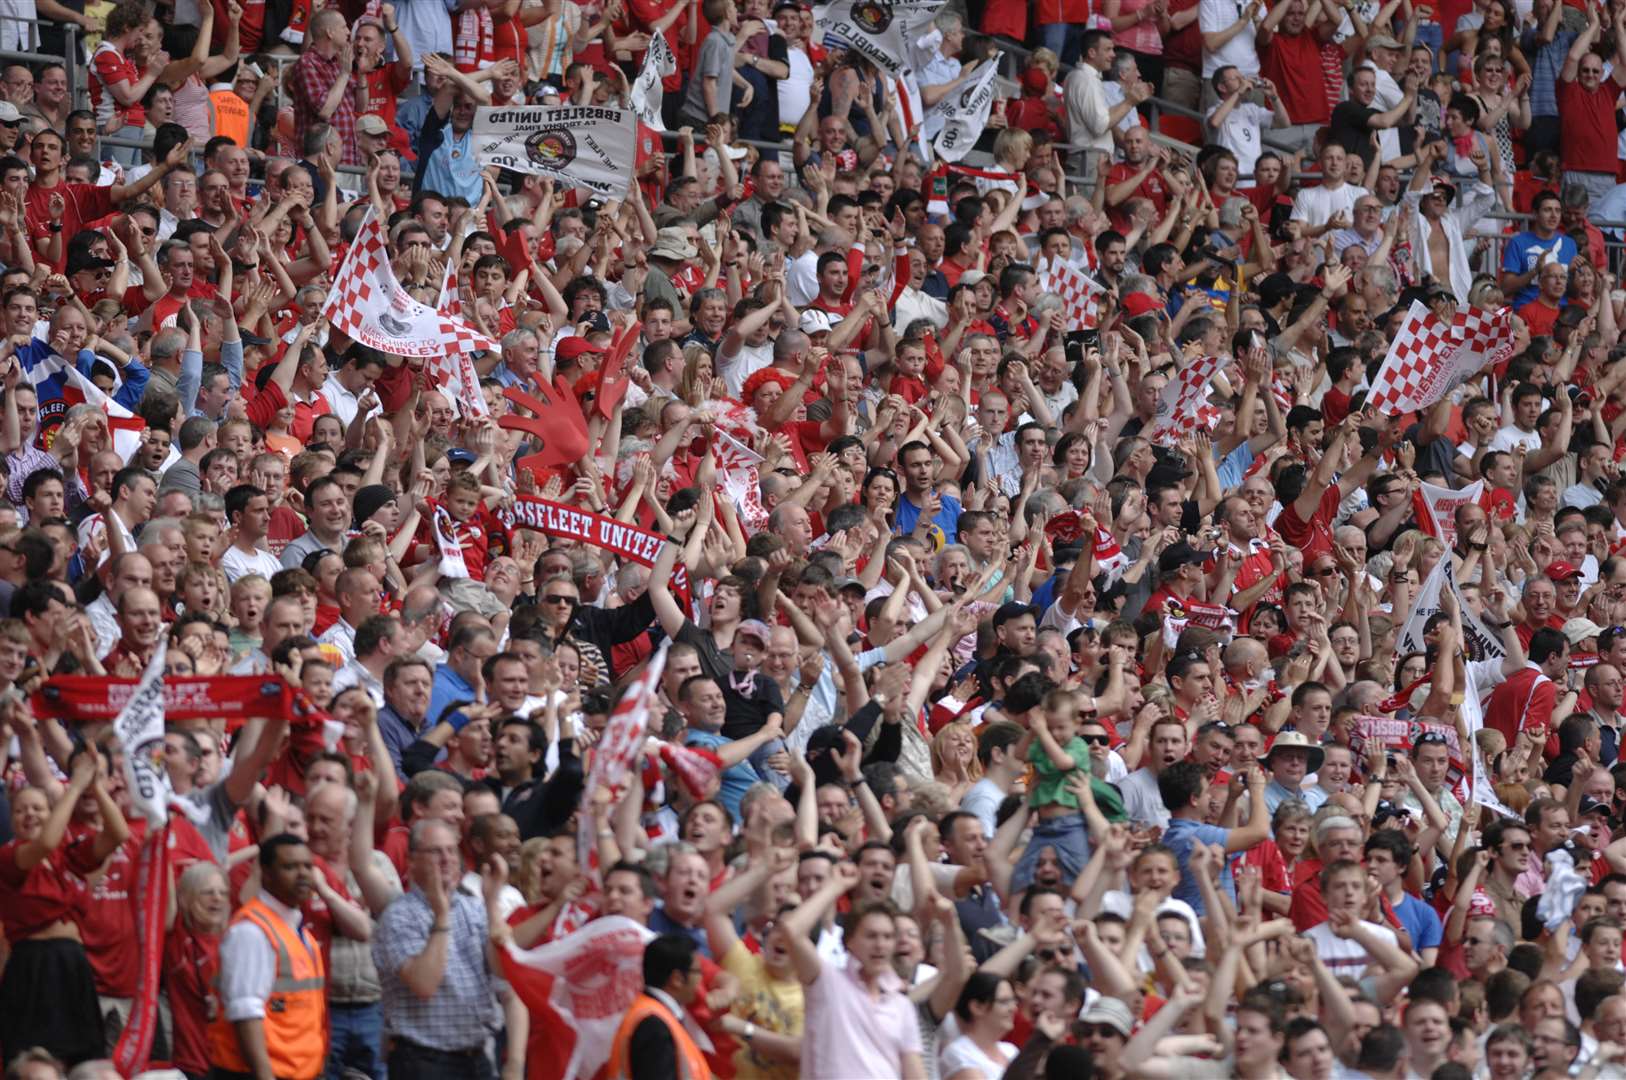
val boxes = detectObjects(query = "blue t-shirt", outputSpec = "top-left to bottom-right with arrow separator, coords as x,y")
1501,231 -> 1577,306
1392,891 -> 1444,953
1163,817 -> 1236,917
893,491 -> 963,546
684,730 -> 759,822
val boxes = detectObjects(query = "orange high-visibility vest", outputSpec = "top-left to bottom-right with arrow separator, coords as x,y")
206,897 -> 328,1080
211,88 -> 250,148
605,993 -> 712,1080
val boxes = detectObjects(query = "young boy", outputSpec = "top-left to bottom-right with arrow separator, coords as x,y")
415,470 -> 506,617
1157,758 -> 1270,916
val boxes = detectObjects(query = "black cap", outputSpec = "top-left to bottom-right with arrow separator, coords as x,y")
992,601 -> 1035,629
1157,542 -> 1209,574
1579,795 -> 1611,818
66,252 -> 115,275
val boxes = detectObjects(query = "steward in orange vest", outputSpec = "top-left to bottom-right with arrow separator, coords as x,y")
207,836 -> 328,1080
606,934 -> 713,1080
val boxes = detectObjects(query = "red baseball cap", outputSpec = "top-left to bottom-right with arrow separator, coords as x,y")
1546,561 -> 1584,581
555,336 -> 605,364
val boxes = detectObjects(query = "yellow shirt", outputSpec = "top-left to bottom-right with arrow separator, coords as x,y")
720,939 -> 805,1080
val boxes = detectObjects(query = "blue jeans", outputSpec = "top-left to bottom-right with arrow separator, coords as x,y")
327,1001 -> 386,1080
1036,23 -> 1084,66
107,123 -> 145,169
748,736 -> 789,792
1012,814 -> 1091,893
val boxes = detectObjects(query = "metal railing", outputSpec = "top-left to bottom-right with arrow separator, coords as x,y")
0,16 -> 78,112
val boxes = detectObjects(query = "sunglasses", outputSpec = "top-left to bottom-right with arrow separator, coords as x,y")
1082,734 -> 1111,746
542,594 -> 578,606
1417,732 -> 1449,745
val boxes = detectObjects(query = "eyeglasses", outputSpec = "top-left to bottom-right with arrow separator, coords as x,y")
542,594 -> 578,606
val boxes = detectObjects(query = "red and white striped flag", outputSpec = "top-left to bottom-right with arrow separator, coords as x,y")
1144,355 -> 1229,446
1367,300 -> 1516,416
1043,261 -> 1104,330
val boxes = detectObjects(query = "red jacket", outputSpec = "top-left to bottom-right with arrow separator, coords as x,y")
1484,664 -> 1559,758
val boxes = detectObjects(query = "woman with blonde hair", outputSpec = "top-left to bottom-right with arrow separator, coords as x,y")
931,719 -> 982,803
680,344 -> 717,406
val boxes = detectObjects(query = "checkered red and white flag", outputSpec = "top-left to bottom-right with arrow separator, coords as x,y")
322,210 -> 495,416
1367,300 -> 1516,416
1144,354 -> 1229,446
1043,261 -> 1104,330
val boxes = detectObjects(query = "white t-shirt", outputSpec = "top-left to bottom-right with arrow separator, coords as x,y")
1208,100 -> 1273,177
1199,0 -> 1261,77
717,340 -> 775,398
1491,424 -> 1542,454
939,1035 -> 1018,1080
221,544 -> 285,585
1290,183 -> 1370,229
1304,919 -> 1398,981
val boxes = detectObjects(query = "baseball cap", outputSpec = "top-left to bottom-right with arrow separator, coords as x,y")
1546,561 -> 1584,582
992,601 -> 1035,629
445,448 -> 478,466
555,336 -> 605,363
735,619 -> 773,646
1563,616 -> 1606,645
799,309 -> 834,335
1157,542 -> 1209,574
1579,795 -> 1612,818
0,101 -> 22,124
1079,997 -> 1134,1036
66,252 -> 115,275
357,114 -> 390,136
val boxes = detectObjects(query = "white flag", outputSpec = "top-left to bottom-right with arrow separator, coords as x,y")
62,365 -> 146,463
474,104 -> 638,199
825,0 -> 911,75
932,58 -> 1001,163
1460,663 -> 1519,821
629,31 -> 676,131
1396,556 -> 1506,662
114,641 -> 171,826
1415,478 -> 1483,551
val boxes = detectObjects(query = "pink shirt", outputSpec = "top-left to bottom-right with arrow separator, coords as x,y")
800,956 -> 923,1079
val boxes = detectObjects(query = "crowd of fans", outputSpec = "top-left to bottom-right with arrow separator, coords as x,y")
1,0 -> 1626,1077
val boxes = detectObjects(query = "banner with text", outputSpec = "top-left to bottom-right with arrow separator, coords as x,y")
1396,554 -> 1506,663
932,57 -> 1001,163
629,31 -> 675,130
500,496 -> 690,602
474,105 -> 637,199
34,674 -> 295,724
